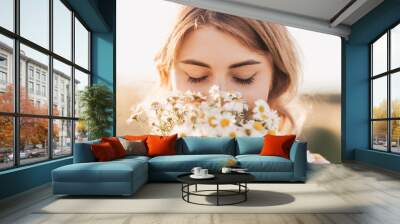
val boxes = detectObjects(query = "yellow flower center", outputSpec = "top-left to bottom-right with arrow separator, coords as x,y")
261,114 -> 268,120
253,121 -> 264,131
258,106 -> 265,113
208,116 -> 217,128
220,118 -> 230,128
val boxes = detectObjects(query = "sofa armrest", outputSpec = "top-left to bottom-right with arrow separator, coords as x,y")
73,140 -> 100,163
289,141 -> 307,181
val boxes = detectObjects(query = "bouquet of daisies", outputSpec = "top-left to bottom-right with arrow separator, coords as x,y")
128,85 -> 280,137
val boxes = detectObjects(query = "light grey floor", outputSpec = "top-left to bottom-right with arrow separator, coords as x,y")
1,162 -> 400,224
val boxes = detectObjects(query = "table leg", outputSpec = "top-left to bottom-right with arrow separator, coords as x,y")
245,183 -> 247,201
217,184 -> 219,206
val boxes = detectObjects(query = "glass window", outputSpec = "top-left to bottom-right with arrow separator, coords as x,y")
372,121 -> 388,151
392,24 -> 400,70
391,120 -> 400,153
53,0 -> 72,60
28,81 -> 34,93
391,72 -> 400,118
20,0 -> 49,49
74,18 -> 89,69
53,59 -> 72,117
0,116 -> 14,170
0,0 -> 91,169
0,0 -> 14,31
74,69 -> 89,118
20,44 -> 49,115
28,67 -> 34,79
372,34 -> 387,76
75,120 -> 88,143
53,119 -> 72,158
372,77 -> 387,119
19,117 -> 49,165
0,34 -> 13,113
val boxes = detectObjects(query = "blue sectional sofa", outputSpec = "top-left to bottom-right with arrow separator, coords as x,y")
52,137 -> 307,196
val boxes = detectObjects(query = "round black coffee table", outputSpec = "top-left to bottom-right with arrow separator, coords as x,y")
177,173 -> 255,206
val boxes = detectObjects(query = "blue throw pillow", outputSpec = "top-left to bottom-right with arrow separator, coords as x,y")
236,137 -> 264,155
179,136 -> 236,155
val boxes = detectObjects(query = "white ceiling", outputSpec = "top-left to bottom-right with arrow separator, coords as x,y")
227,0 -> 353,22
167,0 -> 384,38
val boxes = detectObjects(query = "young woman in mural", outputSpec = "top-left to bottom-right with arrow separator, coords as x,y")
155,6 -> 301,133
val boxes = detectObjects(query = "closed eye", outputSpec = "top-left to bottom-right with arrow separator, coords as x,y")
186,73 -> 209,83
232,73 -> 256,85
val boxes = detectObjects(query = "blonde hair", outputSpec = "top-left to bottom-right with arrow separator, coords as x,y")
155,6 -> 300,131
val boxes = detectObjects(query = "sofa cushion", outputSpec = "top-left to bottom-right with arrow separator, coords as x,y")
149,154 -> 235,172
259,134 -> 296,159
147,134 -> 178,157
101,137 -> 127,158
178,137 -> 236,155
53,158 -> 147,183
236,155 -> 293,172
236,137 -> 263,155
91,142 -> 118,161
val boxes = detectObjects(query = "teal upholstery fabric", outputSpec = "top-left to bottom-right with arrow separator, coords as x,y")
236,137 -> 264,155
73,139 -> 100,163
52,158 -> 148,195
289,141 -> 307,181
236,155 -> 293,172
149,154 -> 235,172
178,136 -> 236,155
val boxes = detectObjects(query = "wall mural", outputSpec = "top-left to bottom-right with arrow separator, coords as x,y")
116,1 -> 341,163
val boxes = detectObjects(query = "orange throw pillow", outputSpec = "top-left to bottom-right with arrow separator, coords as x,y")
124,135 -> 149,141
101,137 -> 126,158
91,142 -> 117,161
260,134 -> 296,159
146,134 -> 178,157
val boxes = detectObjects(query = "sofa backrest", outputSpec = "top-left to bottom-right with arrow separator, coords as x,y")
235,136 -> 263,155
177,136 -> 236,155
73,139 -> 100,163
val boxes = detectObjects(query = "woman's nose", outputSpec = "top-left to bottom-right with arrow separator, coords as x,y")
214,73 -> 227,90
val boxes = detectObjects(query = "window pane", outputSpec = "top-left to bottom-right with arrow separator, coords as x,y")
74,18 -> 89,69
0,0 -> 14,31
0,34 -> 14,112
372,77 -> 387,119
75,120 -> 88,143
53,59 -> 72,117
74,69 -> 89,118
0,116 -> 13,170
20,44 -> 49,115
53,119 -> 72,157
20,0 -> 49,48
53,0 -> 72,60
391,120 -> 400,153
372,121 -> 388,151
20,117 -> 49,165
372,33 -> 387,76
391,72 -> 400,118
392,24 -> 400,70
